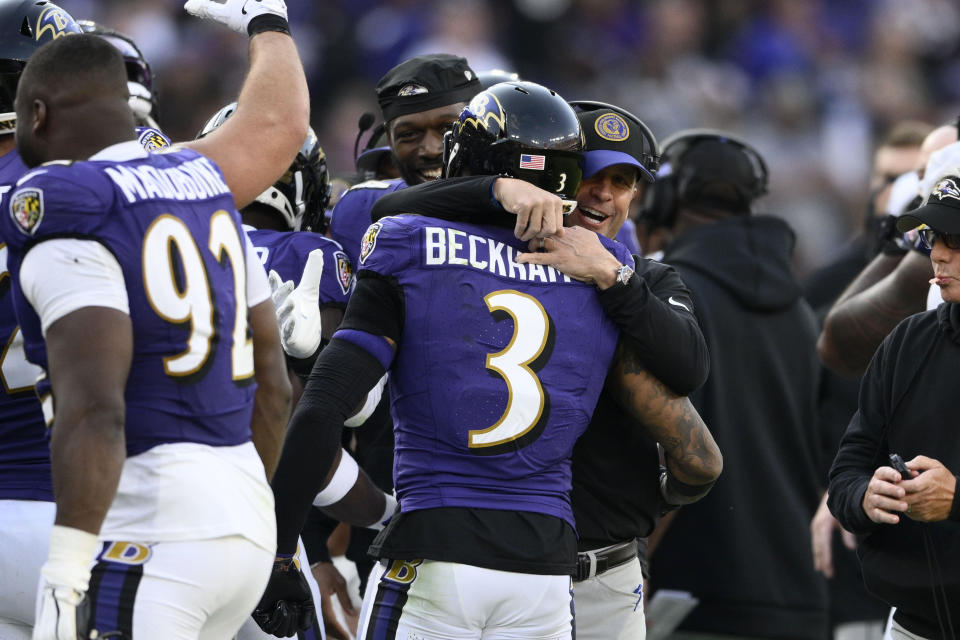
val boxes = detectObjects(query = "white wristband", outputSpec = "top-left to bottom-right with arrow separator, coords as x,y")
312,450 -> 359,507
41,525 -> 99,592
367,492 -> 398,531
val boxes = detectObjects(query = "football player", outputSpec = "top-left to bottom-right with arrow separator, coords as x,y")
0,4 -> 82,637
260,81 -> 722,639
328,53 -> 481,266
324,52 -> 482,608
3,0 -> 309,636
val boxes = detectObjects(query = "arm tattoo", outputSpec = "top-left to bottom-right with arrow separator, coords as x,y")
611,344 -> 721,485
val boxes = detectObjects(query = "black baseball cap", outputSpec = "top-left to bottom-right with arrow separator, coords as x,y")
579,109 -> 655,182
376,53 -> 481,123
897,174 -> 960,233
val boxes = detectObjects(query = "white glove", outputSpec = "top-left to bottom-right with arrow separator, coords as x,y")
33,586 -> 89,640
33,526 -> 98,640
183,0 -> 287,35
269,249 -> 324,359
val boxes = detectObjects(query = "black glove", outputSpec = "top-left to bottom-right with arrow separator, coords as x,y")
251,557 -> 317,638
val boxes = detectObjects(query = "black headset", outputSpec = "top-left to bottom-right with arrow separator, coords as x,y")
638,128 -> 768,230
568,100 -> 661,177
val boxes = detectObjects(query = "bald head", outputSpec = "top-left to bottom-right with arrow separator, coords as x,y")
15,34 -> 134,167
917,124 -> 959,174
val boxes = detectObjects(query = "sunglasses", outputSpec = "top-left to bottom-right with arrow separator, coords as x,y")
918,227 -> 960,251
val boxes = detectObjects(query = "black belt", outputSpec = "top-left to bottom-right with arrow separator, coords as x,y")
574,539 -> 638,582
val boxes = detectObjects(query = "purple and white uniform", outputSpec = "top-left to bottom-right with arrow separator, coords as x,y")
1,141 -> 275,638
344,214 -> 630,528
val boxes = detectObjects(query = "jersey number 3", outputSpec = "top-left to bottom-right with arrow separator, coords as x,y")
142,212 -> 253,381
468,290 -> 552,452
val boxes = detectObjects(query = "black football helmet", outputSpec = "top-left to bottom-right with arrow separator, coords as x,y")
78,20 -> 159,128
443,81 -> 584,200
198,102 -> 332,232
0,0 -> 81,134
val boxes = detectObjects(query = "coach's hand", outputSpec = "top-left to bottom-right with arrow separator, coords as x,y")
269,249 -> 324,360
252,557 -> 317,637
517,226 -> 622,288
184,0 -> 288,36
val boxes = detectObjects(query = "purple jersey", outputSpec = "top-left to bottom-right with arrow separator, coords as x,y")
0,150 -> 51,501
351,215 -> 630,529
329,178 -> 405,266
246,227 -> 353,306
616,218 -> 641,255
1,144 -> 256,457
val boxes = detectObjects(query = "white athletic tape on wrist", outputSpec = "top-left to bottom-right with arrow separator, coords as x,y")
312,450 -> 359,507
367,492 -> 398,531
41,525 -> 99,592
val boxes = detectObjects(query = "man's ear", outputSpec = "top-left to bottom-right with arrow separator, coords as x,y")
31,99 -> 47,134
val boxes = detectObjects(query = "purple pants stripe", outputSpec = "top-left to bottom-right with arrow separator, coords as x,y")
364,570 -> 413,640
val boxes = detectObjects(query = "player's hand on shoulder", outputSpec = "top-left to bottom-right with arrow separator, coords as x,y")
184,0 -> 287,35
252,556 -> 317,637
493,177 -> 566,241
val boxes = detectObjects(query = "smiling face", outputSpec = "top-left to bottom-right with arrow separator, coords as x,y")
570,164 -> 640,239
387,103 -> 465,186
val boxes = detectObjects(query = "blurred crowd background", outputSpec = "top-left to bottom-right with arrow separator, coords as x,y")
72,0 -> 960,275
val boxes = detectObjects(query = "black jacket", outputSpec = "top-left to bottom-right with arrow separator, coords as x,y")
828,303 -> 960,638
651,215 -> 829,638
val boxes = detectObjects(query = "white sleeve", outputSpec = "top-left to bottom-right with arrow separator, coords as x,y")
245,232 -> 270,307
20,239 -> 129,337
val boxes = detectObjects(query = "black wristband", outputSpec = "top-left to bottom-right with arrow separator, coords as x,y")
247,14 -> 290,37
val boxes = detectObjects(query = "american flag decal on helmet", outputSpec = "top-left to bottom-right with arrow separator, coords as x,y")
519,154 -> 545,170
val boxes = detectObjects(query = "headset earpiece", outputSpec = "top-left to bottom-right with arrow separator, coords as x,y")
640,129 -> 768,229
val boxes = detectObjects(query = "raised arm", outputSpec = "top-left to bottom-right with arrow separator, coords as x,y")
181,1 -> 309,209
